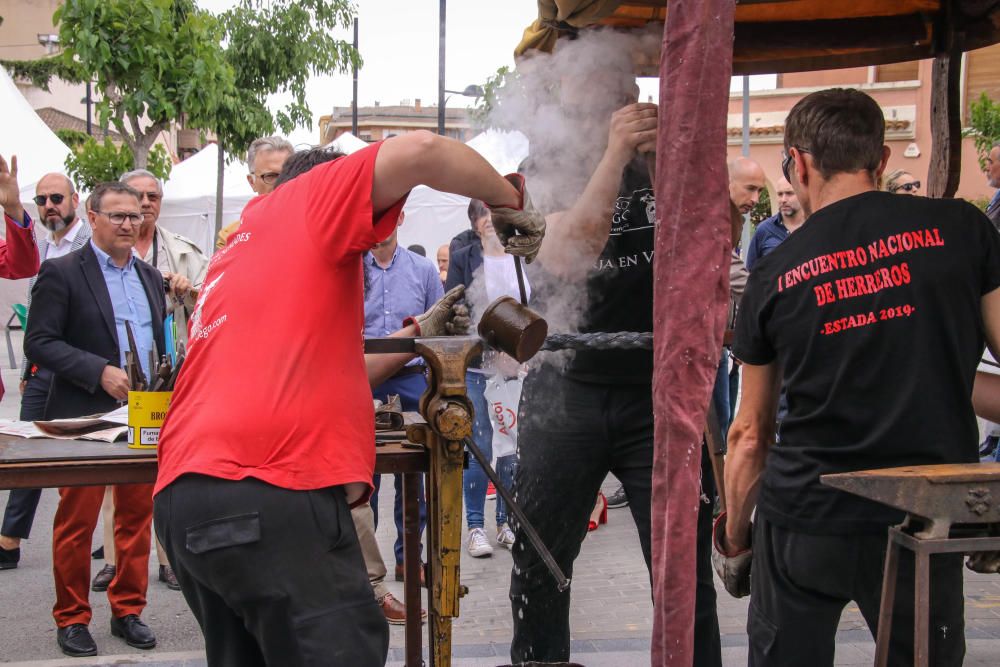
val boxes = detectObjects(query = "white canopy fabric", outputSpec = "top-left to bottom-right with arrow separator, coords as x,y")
160,143 -> 255,255
0,67 -> 73,210
325,131 -> 368,154
397,129 -> 529,256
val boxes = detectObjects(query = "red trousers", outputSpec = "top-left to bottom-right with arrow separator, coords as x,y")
52,484 -> 153,627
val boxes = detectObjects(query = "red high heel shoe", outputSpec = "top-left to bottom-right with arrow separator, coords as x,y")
588,492 -> 608,531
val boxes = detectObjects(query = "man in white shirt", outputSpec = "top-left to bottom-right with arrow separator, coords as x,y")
0,172 -> 91,569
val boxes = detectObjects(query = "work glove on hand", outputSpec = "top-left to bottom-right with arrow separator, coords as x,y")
487,174 -> 546,264
405,285 -> 471,337
712,512 -> 752,598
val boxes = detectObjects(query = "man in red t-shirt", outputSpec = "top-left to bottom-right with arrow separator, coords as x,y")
152,133 -> 544,666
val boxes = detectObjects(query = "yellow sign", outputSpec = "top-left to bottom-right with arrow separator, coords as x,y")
127,391 -> 173,449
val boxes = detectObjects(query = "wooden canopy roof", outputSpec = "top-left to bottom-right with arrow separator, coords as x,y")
515,1 -> 1000,74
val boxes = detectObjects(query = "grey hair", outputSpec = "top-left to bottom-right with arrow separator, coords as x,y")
247,136 -> 294,171
992,141 -> 1000,153
120,169 -> 163,194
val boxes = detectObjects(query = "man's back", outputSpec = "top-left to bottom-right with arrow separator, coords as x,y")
735,191 -> 1000,533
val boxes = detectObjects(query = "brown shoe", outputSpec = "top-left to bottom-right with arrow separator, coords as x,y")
91,564 -> 116,592
393,562 -> 426,587
377,592 -> 426,625
159,564 -> 181,591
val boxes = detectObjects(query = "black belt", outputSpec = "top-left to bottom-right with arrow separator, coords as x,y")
392,365 -> 426,378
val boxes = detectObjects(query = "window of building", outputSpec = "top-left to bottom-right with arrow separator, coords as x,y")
874,61 -> 919,83
965,44 -> 1000,121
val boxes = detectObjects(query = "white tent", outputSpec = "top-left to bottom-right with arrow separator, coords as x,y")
397,129 -> 529,256
160,143 -> 255,255
326,131 -> 368,155
0,67 -> 73,210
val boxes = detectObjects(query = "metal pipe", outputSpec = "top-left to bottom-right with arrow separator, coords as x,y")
462,436 -> 570,591
438,0 -> 446,136
352,18 -> 359,137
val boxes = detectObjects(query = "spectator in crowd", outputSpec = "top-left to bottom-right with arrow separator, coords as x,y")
718,87 -> 997,666
152,134 -> 539,665
407,243 -> 426,257
449,199 -> 486,254
986,142 -> 1000,231
216,136 -> 295,249
365,209 -> 443,581
26,181 -> 190,656
0,156 -> 44,570
746,176 -> 805,272
437,243 -> 450,284
884,168 -> 921,196
445,200 -> 520,557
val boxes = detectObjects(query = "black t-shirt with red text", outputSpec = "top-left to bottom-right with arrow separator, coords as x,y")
734,191 -> 1000,534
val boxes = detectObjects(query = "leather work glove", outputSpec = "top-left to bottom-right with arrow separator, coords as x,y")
405,285 -> 471,337
488,174 -> 546,264
712,512 -> 752,598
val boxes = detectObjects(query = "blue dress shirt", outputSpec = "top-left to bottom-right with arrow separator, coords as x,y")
746,213 -> 790,271
364,245 -> 444,339
90,240 -> 155,379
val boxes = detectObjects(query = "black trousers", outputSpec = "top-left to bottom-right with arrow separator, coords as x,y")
1,370 -> 51,538
509,366 -> 721,666
749,514 -> 966,667
154,475 -> 388,667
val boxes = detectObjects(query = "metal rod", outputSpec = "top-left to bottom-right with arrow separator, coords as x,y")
401,472 -> 422,666
437,0 -> 446,136
462,437 -> 570,591
514,255 -> 527,305
351,18 -> 359,136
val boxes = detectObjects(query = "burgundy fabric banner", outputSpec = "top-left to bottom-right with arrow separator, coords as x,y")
651,2 -> 735,665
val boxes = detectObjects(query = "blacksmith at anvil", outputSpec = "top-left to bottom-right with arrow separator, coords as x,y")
715,87 -> 1000,666
151,133 -> 545,666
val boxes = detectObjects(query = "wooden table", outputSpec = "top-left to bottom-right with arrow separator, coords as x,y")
0,435 -> 432,666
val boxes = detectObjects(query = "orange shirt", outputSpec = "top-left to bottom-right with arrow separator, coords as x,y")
154,143 -> 402,499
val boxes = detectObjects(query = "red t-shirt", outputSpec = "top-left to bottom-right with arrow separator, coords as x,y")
154,143 -> 403,498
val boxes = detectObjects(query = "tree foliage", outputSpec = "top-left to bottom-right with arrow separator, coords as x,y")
57,129 -> 171,191
470,66 -> 516,130
53,0 -> 234,169
213,0 -> 361,155
965,92 -> 1000,170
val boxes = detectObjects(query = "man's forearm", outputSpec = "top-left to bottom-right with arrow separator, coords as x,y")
723,419 -> 769,550
364,324 -> 419,388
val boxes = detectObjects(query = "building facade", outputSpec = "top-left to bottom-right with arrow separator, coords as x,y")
319,99 -> 474,145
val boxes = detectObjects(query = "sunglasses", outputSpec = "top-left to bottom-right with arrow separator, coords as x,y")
893,181 -> 921,193
781,146 -> 811,182
94,210 -> 143,226
34,193 -> 65,206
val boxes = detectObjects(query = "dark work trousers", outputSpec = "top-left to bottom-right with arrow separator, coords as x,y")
1,369 -> 51,538
154,475 -> 388,667
748,514 -> 966,667
509,365 -> 721,666
370,371 -> 427,565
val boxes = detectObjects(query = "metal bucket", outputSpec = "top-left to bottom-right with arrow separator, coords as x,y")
478,295 -> 548,363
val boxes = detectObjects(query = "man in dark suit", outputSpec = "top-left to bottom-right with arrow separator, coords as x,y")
25,181 -> 188,657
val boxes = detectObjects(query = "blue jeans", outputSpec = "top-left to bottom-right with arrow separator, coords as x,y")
463,372 -> 517,529
711,350 -> 731,443
371,372 -> 427,565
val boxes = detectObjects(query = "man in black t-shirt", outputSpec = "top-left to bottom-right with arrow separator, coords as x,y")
507,94 -> 722,665
717,88 -> 1000,666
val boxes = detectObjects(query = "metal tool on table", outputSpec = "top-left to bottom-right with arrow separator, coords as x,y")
124,321 -> 147,391
822,463 -> 1000,667
477,234 -> 548,364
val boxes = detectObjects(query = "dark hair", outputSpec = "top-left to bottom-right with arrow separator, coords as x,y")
407,244 -> 426,257
784,88 -> 884,180
274,147 -> 347,187
467,199 -> 489,228
90,182 -> 140,212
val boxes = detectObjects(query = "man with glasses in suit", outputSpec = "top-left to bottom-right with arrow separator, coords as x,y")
215,136 -> 294,249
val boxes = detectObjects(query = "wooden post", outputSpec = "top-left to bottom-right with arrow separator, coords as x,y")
927,47 -> 963,199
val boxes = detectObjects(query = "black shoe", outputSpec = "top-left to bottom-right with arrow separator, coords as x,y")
0,545 -> 19,570
606,484 -> 629,509
57,623 -> 97,657
110,614 -> 156,649
91,564 -> 116,592
91,545 -> 104,560
159,564 -> 181,591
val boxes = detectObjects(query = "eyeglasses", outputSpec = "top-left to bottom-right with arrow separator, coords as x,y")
138,192 -> 161,203
892,181 -> 921,193
94,210 -> 143,226
254,172 -> 281,185
34,193 -> 65,206
781,146 -> 811,182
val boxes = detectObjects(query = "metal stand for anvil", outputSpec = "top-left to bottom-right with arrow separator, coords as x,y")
822,463 -> 1000,667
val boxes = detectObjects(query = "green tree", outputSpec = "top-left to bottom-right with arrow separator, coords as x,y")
56,130 -> 171,191
470,66 -> 516,130
213,0 -> 360,154
52,0 -> 235,170
965,92 -> 1000,169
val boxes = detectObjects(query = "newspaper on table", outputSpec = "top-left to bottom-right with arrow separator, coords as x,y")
0,405 -> 130,442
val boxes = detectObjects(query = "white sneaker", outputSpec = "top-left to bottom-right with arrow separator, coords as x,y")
467,527 -> 493,558
496,523 -> 515,549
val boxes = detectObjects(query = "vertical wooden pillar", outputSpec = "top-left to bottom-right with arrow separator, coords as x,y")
928,47 -> 963,199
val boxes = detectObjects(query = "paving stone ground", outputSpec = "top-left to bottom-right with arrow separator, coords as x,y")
1,331 -> 999,665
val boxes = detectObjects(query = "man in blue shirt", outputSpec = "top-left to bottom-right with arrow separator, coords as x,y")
363,210 -> 443,589
746,176 -> 805,271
